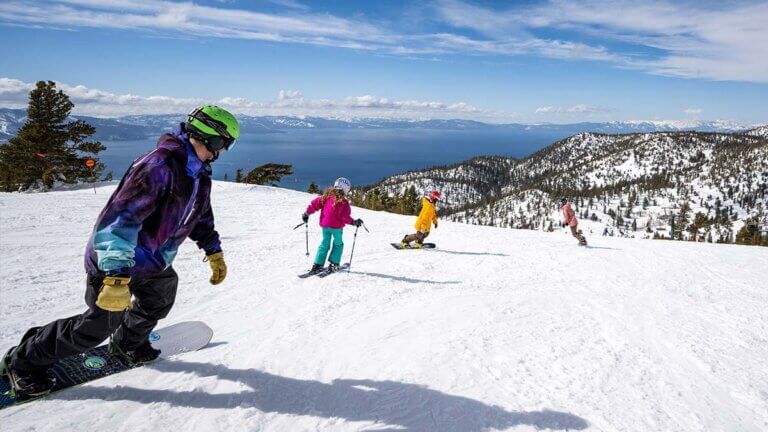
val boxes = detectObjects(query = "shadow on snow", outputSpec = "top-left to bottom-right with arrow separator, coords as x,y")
426,249 -> 509,257
349,271 -> 461,285
52,360 -> 589,432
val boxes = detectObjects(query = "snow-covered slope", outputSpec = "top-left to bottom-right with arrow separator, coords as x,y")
369,131 -> 768,243
747,125 -> 768,138
1,183 -> 768,431
373,156 -> 518,210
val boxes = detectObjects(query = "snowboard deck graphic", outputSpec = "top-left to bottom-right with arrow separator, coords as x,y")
0,321 -> 213,410
298,263 -> 350,278
390,242 -> 436,250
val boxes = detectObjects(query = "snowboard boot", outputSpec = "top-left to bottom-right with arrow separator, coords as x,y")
412,241 -> 424,249
578,237 -> 588,246
109,339 -> 161,366
0,347 -> 54,398
400,236 -> 410,249
307,264 -> 325,276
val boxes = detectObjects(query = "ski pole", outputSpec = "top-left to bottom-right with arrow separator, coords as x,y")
347,225 -> 359,272
293,222 -> 310,256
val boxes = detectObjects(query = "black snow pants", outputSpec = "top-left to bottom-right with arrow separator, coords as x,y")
403,230 -> 430,244
10,268 -> 178,372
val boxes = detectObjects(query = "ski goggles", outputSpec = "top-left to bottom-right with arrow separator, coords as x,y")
189,108 -> 236,152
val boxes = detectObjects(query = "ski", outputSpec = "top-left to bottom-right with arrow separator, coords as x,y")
316,263 -> 350,278
298,263 -> 350,278
298,268 -> 324,278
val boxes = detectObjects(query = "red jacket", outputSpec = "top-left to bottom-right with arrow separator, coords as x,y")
562,203 -> 578,227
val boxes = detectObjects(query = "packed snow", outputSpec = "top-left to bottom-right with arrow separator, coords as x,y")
1,182 -> 767,431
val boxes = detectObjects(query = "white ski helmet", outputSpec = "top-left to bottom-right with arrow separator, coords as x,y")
333,177 -> 352,194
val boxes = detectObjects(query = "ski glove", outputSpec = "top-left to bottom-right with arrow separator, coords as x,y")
207,252 -> 227,285
302,212 -> 309,223
353,218 -> 364,227
96,275 -> 132,312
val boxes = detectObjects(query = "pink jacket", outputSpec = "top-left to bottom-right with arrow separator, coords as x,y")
562,203 -> 578,227
306,196 -> 354,229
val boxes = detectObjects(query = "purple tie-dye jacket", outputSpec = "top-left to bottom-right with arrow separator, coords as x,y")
84,128 -> 221,278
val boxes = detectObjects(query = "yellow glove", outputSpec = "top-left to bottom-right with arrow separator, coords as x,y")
96,275 -> 132,312
207,252 -> 227,285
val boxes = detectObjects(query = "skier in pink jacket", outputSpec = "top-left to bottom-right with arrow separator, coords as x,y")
301,177 -> 363,275
560,197 -> 587,246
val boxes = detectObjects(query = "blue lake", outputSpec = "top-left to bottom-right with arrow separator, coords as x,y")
99,128 -> 565,191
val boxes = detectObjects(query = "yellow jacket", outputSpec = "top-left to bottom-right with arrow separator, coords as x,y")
414,197 -> 438,232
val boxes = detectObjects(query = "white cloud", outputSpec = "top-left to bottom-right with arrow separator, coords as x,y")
684,108 -> 702,115
1,1 -> 765,82
0,0 -> 395,50
0,77 -> 505,120
278,90 -> 303,100
434,0 -> 768,83
0,78 -> 35,107
535,104 -> 611,115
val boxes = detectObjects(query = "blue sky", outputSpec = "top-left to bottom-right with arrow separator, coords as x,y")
0,0 -> 766,124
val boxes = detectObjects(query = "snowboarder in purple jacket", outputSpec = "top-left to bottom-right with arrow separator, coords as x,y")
0,106 -> 239,398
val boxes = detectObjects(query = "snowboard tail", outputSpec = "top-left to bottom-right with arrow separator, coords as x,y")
0,321 -> 212,410
390,242 -> 436,250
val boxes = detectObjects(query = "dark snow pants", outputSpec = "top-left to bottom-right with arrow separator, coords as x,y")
403,230 -> 430,244
570,225 -> 587,244
10,268 -> 178,372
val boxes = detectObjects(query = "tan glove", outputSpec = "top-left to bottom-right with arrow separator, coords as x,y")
96,275 -> 132,312
207,252 -> 227,285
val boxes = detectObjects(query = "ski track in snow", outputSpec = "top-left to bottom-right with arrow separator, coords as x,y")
1,183 -> 767,431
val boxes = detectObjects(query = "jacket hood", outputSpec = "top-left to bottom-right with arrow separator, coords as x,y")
155,124 -> 211,178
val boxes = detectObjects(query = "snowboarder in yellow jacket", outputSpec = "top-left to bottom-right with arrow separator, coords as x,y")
400,190 -> 441,248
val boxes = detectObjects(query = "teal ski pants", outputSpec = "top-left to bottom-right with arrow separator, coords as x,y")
314,227 -> 344,265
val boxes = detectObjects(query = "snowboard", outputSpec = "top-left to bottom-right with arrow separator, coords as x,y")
298,263 -> 350,278
390,242 -> 436,250
0,321 -> 213,410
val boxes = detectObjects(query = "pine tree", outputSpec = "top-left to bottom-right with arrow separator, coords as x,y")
675,202 -> 691,240
402,186 -> 419,215
235,169 -> 243,183
307,181 -> 322,194
735,216 -> 765,246
223,172 -> 228,181
0,81 -> 105,191
242,163 -> 293,186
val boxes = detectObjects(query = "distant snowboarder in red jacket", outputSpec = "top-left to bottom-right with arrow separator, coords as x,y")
560,197 -> 587,246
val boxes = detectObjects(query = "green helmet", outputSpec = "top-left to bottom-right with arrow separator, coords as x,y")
185,105 -> 240,153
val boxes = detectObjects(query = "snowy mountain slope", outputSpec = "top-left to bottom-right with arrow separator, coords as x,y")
372,156 -> 518,210
2,183 -> 768,431
747,125 -> 768,138
370,131 -> 768,243
0,109 -> 26,140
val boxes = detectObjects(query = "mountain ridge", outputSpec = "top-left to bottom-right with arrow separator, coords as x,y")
1,107 -> 761,141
